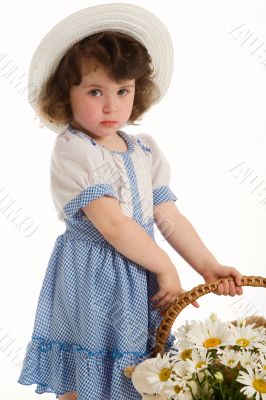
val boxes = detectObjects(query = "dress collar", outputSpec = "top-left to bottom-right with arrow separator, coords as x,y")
67,123 -> 135,155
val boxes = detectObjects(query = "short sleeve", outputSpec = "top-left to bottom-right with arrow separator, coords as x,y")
137,133 -> 178,206
50,132 -> 119,221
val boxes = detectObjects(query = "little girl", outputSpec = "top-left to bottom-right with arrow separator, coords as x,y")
18,3 -> 243,400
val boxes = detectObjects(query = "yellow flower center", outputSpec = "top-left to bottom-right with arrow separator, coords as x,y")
228,359 -> 235,365
181,349 -> 192,360
203,337 -> 221,348
236,338 -> 250,347
196,361 -> 206,369
253,379 -> 266,393
263,365 -> 266,370
174,384 -> 182,394
159,367 -> 172,381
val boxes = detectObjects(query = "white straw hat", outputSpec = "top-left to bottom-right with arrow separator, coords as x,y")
28,3 -> 174,134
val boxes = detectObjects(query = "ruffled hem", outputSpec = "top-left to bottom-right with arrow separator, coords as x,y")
17,337 -> 156,399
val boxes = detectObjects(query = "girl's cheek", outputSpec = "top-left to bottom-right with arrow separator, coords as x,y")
79,100 -> 94,112
84,98 -> 99,109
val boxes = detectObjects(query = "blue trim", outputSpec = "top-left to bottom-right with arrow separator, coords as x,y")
31,336 -> 150,359
121,153 -> 143,223
68,124 -> 96,146
153,185 -> 177,206
136,138 -> 152,153
63,183 -> 118,219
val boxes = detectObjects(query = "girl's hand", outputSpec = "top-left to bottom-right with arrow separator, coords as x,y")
201,264 -> 243,296
150,268 -> 200,316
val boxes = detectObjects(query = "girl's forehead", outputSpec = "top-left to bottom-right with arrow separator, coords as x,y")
80,61 -> 134,85
80,61 -> 116,82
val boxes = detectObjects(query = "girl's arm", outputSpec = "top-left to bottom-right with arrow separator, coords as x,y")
153,201 -> 243,295
83,196 -> 202,311
82,196 -> 179,276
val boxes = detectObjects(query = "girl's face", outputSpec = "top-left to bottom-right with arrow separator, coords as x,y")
69,61 -> 135,140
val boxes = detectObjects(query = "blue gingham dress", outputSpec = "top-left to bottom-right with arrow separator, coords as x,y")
17,124 -> 178,400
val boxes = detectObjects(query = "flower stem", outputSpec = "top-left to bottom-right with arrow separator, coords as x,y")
219,382 -> 226,400
195,372 -> 208,400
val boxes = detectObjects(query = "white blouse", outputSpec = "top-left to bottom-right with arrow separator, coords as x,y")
49,125 -> 177,224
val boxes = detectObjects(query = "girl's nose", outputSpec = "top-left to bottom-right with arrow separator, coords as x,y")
102,96 -> 118,113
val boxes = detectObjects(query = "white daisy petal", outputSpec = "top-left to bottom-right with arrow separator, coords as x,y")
237,365 -> 266,399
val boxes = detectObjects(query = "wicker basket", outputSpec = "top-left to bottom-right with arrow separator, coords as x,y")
123,275 -> 266,399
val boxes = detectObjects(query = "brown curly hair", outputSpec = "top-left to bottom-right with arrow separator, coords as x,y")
37,31 -> 160,127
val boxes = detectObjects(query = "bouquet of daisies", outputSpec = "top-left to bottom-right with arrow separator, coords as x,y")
131,314 -> 266,400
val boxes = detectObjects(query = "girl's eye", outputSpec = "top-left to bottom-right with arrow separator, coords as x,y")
88,88 -> 129,96
89,89 -> 102,96
118,89 -> 128,96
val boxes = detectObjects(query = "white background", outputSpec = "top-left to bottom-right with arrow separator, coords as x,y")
0,0 -> 265,398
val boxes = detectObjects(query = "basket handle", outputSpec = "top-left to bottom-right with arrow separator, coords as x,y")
150,275 -> 266,357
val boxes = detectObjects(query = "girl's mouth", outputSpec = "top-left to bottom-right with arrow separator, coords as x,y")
100,121 -> 118,125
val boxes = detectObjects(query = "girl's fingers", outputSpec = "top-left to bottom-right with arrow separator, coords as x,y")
155,295 -> 180,314
235,285 -> 243,295
214,278 -> 243,297
160,298 -> 176,315
160,299 -> 200,316
228,270 -> 243,295
228,278 -> 237,296
155,299 -> 172,309
150,289 -> 186,309
222,278 -> 230,295
151,294 -> 171,309
215,283 -> 223,295
192,300 -> 200,308
150,292 -> 165,303
229,269 -> 242,287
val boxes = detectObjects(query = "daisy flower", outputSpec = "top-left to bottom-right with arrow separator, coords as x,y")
143,352 -> 177,395
173,321 -> 193,340
185,348 -> 213,374
160,377 -> 198,400
230,323 -> 265,350
258,355 -> 266,374
131,352 -> 172,396
186,316 -> 234,349
238,349 -> 260,370
256,341 -> 266,353
256,325 -> 266,337
218,348 -> 240,369
172,359 -> 211,399
237,365 -> 266,399
169,340 -> 194,363
172,360 -> 193,382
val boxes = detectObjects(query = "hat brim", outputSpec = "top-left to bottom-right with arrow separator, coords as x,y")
28,3 -> 174,134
